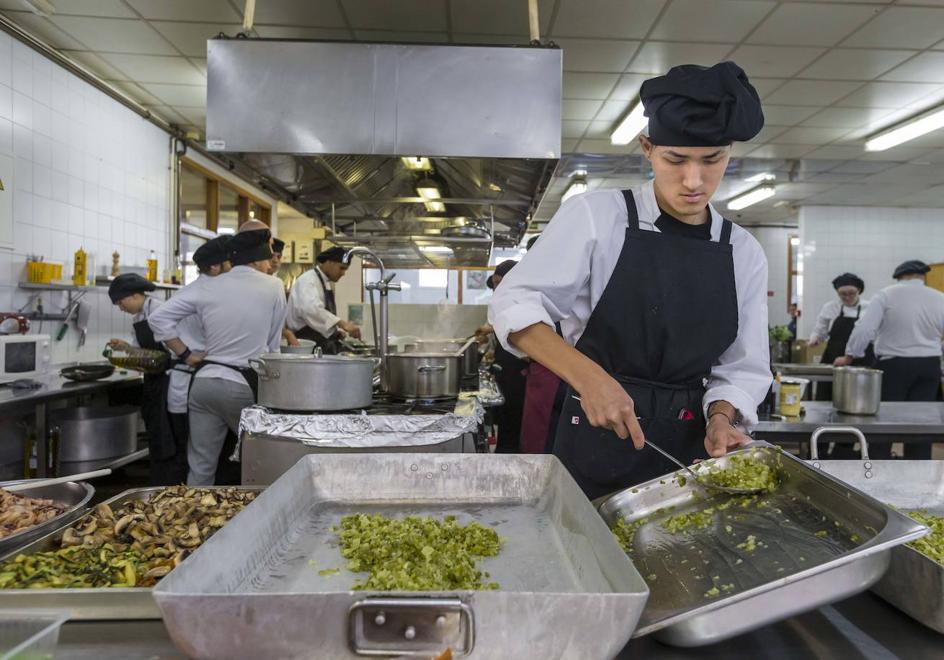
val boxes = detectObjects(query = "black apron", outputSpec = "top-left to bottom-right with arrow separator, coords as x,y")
820,305 -> 874,366
553,190 -> 739,499
295,269 -> 343,354
133,303 -> 185,485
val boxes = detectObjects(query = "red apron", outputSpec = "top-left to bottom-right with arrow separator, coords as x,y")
520,361 -> 562,454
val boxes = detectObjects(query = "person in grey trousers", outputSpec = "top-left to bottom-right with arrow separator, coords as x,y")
149,229 -> 286,485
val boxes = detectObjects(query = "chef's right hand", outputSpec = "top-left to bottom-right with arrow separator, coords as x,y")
576,373 -> 645,449
339,321 -> 361,340
808,337 -> 822,347
107,339 -> 130,350
185,351 -> 205,367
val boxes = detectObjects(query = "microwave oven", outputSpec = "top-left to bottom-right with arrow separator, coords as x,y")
0,334 -> 52,382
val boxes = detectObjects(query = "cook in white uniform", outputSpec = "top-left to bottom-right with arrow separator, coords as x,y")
149,229 -> 286,485
809,273 -> 871,363
836,260 -> 944,459
286,246 -> 361,354
488,61 -> 772,498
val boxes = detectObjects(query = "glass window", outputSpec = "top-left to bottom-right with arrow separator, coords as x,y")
365,269 -> 459,304
179,165 -> 207,230
219,185 -> 240,234
181,233 -> 207,285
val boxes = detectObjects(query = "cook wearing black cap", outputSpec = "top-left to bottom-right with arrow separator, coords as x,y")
107,273 -> 197,485
285,246 -> 362,354
809,273 -> 873,377
193,236 -> 231,276
149,228 -> 287,485
836,260 -> 944,458
488,61 -> 772,498
487,260 -> 518,290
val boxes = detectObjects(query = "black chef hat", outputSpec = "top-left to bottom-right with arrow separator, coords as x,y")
193,236 -> 231,271
893,260 -> 930,279
230,228 -> 272,266
317,246 -> 347,263
487,259 -> 517,290
640,61 -> 764,147
832,273 -> 864,293
108,273 -> 155,303
271,238 -> 285,255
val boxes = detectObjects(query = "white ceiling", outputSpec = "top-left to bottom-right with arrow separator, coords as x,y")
3,0 -> 944,224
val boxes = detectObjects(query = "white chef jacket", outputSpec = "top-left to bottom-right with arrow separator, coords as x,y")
286,266 -> 340,338
148,266 -> 286,389
809,299 -> 870,344
487,181 -> 772,430
131,297 -> 204,414
845,279 -> 944,359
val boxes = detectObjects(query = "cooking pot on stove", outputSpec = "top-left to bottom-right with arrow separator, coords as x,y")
249,353 -> 375,411
385,352 -> 462,400
402,337 -> 480,380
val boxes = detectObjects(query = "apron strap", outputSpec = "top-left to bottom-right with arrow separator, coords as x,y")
719,218 -> 733,245
621,189 -> 640,230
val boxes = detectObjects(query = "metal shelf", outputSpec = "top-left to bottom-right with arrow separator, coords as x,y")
18,282 -> 94,292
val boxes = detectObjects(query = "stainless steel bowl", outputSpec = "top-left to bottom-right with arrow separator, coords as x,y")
832,366 -> 883,415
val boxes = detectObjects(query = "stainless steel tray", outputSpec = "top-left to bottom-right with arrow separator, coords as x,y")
0,480 -> 94,556
811,458 -> 944,633
772,362 -> 834,377
154,454 -> 649,659
597,443 -> 926,647
0,486 -> 262,620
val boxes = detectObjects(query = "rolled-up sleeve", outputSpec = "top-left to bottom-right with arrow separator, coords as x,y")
809,301 -> 835,344
149,286 -> 200,343
704,235 -> 773,431
487,196 -> 596,358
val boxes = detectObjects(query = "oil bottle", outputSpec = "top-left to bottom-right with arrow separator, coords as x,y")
72,247 -> 87,286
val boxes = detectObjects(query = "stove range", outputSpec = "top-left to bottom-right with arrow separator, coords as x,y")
260,395 -> 460,417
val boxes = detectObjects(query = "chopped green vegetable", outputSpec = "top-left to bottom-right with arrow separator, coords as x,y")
0,544 -> 146,589
661,510 -> 714,534
704,586 -> 721,598
318,568 -> 340,577
906,511 -> 944,564
814,530 -> 828,538
699,455 -> 779,493
612,516 -> 646,553
333,514 -> 502,591
736,535 -> 758,553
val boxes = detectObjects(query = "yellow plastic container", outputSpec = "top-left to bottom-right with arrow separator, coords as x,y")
779,378 -> 809,417
73,247 -> 87,286
26,261 -> 44,283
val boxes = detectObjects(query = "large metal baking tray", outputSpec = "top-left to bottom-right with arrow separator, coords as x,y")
0,480 -> 94,556
154,454 -> 649,659
0,486 -> 262,620
811,458 -> 944,633
597,443 -> 926,647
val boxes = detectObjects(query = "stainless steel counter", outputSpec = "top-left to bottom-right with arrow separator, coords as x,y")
55,592 -> 942,659
757,402 -> 944,435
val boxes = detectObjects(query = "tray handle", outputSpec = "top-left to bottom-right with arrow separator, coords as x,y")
809,426 -> 869,462
349,597 -> 473,657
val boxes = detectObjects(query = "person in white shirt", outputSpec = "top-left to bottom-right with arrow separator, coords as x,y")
836,260 -> 944,459
286,246 -> 362,354
148,229 -> 286,485
488,61 -> 771,498
107,273 -> 199,485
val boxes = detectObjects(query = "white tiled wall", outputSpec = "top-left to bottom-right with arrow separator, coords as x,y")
0,33 -> 170,364
797,205 -> 944,339
746,225 -> 795,328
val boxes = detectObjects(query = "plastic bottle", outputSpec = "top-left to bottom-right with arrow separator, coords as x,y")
72,247 -> 87,287
146,250 -> 158,282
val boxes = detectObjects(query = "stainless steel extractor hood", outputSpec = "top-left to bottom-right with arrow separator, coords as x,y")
206,39 -> 562,266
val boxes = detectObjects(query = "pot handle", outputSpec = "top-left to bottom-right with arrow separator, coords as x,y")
348,597 -> 473,656
809,426 -> 868,462
417,365 -> 447,374
248,358 -> 277,380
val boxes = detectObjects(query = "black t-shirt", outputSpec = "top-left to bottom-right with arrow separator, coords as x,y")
655,209 -> 711,241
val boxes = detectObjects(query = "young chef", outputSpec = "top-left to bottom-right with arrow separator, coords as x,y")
269,238 -> 285,275
285,246 -> 362,354
148,229 -> 286,485
108,273 -> 199,485
809,273 -> 871,365
489,61 -> 772,498
836,260 -> 944,459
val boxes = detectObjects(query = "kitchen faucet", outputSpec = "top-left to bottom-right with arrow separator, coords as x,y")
343,247 -> 400,391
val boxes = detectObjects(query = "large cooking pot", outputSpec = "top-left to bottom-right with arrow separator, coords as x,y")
403,338 -> 480,379
832,366 -> 882,415
50,406 -> 139,465
386,353 -> 462,399
249,353 -> 375,411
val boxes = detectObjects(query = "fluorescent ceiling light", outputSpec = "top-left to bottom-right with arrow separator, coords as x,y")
745,172 -> 775,183
425,200 -> 446,213
561,177 -> 588,203
416,181 -> 445,213
419,245 -> 454,254
610,102 -> 647,145
416,185 -> 441,200
865,106 -> 944,152
401,156 -> 432,171
727,185 -> 776,211
790,237 -> 800,246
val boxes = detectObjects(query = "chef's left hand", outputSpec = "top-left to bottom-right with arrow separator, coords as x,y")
704,415 -> 751,458
185,351 -> 205,367
832,355 -> 853,367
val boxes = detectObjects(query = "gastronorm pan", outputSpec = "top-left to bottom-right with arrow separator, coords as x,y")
597,443 -> 926,647
154,453 -> 649,659
0,480 -> 94,556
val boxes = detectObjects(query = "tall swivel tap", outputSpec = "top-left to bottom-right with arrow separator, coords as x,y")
342,247 -> 399,391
